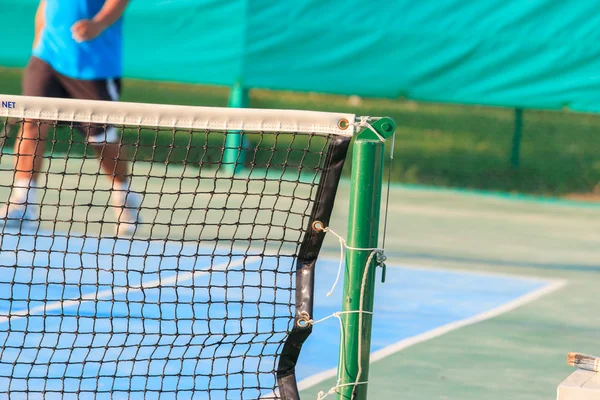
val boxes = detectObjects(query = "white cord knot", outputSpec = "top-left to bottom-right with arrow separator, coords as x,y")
317,381 -> 370,399
357,116 -> 386,142
322,226 -> 383,296
305,310 -> 373,328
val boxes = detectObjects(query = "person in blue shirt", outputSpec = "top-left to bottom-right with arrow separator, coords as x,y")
3,0 -> 142,237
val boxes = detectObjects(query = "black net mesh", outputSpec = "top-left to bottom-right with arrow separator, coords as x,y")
0,117 -> 345,399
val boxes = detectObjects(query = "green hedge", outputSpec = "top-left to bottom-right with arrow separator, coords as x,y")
2,67 -> 600,195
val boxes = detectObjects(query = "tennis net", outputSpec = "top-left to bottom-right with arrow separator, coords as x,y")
0,95 -> 354,399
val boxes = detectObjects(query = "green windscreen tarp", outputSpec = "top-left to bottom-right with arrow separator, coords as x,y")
2,0 -> 600,111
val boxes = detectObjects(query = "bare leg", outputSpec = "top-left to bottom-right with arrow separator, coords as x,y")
90,140 -> 142,236
0,120 -> 49,223
14,120 -> 49,183
89,142 -> 130,185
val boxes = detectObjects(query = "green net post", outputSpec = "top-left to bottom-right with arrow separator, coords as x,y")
337,118 -> 396,400
222,80 -> 249,175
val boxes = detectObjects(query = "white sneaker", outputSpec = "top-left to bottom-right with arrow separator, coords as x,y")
0,202 -> 39,229
114,191 -> 143,237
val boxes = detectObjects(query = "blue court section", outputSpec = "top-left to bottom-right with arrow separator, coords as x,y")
0,230 -> 292,400
0,230 -> 550,399
298,263 -> 549,380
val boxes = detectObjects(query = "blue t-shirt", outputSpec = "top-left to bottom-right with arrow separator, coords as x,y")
33,0 -> 123,80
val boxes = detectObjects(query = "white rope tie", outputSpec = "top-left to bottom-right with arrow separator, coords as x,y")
307,225 -> 383,399
302,310 -> 373,327
357,116 -> 386,142
322,227 -> 382,297
353,250 -> 378,395
317,381 -> 369,400
314,252 -> 378,399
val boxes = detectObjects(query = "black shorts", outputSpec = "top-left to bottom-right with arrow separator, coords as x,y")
22,56 -> 122,142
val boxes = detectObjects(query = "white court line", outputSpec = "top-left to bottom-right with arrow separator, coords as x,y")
296,278 -> 567,392
0,255 -> 261,325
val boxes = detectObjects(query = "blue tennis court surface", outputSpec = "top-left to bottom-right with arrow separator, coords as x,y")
0,230 -> 550,399
299,263 -> 549,380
